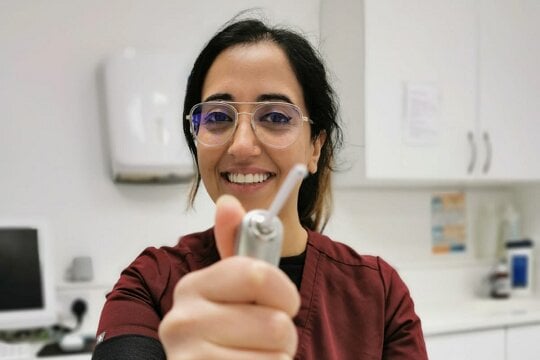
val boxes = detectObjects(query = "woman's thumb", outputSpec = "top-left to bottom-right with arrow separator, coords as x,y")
214,195 -> 245,259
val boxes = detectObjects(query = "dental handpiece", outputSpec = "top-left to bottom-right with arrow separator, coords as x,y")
234,164 -> 308,266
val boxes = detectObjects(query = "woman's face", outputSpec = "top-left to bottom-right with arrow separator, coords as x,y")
197,41 -> 324,218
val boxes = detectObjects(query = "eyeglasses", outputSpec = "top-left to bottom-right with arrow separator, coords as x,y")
186,101 -> 313,148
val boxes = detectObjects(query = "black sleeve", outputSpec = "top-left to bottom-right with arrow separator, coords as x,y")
92,335 -> 166,360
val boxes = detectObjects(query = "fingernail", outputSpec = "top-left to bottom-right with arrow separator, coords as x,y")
249,260 -> 267,286
216,194 -> 238,207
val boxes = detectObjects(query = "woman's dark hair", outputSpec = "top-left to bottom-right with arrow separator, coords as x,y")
183,17 -> 342,232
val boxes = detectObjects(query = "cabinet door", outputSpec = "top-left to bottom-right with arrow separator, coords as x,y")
507,323 -> 540,360
478,0 -> 540,179
426,329 -> 505,360
364,0 -> 477,180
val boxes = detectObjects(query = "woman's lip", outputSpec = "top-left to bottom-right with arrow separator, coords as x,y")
220,166 -> 274,174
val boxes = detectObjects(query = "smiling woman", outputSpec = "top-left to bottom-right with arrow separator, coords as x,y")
92,15 -> 428,360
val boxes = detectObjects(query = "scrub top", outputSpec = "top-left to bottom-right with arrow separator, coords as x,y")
95,228 -> 427,359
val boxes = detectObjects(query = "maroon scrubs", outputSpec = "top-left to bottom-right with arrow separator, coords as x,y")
96,228 -> 427,359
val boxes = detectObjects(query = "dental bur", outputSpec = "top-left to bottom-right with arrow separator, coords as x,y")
234,164 -> 308,266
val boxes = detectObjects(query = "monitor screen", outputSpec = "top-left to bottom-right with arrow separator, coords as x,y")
0,221 -> 56,330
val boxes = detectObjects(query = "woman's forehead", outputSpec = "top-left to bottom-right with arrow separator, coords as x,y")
201,42 -> 306,108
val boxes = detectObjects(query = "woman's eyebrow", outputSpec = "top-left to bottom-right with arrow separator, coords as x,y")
203,93 -> 233,102
203,93 -> 294,103
257,93 -> 293,103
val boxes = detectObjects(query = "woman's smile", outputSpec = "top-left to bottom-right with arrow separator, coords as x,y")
220,167 -> 276,195
223,172 -> 273,185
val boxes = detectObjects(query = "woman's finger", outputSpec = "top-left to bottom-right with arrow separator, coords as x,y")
162,300 -> 297,355
176,256 -> 300,317
214,194 -> 245,259
204,303 -> 297,354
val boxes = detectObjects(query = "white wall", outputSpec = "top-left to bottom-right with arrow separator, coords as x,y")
515,185 -> 540,241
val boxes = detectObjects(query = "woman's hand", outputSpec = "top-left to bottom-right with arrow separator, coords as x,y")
158,195 -> 301,360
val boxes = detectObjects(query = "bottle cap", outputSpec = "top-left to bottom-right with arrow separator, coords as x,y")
506,239 -> 533,249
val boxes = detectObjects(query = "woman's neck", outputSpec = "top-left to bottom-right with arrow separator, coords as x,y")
280,216 -> 308,257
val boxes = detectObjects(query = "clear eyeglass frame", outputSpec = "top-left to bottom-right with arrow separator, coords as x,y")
185,101 -> 313,148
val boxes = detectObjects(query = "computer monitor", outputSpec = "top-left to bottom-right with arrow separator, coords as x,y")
0,220 -> 56,330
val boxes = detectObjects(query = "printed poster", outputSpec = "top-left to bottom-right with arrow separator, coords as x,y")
403,82 -> 440,146
431,192 -> 466,254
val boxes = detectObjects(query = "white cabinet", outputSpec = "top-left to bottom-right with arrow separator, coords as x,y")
426,323 -> 540,360
506,323 -> 540,360
320,0 -> 367,188
363,0 -> 540,181
426,329 -> 505,360
477,0 -> 540,180
364,0 -> 478,180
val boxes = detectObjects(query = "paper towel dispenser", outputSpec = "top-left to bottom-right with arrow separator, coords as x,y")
104,48 -> 194,183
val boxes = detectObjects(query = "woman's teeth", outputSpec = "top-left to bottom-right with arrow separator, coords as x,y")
227,173 -> 270,184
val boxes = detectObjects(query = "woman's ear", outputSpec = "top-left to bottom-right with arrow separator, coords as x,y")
308,131 -> 326,174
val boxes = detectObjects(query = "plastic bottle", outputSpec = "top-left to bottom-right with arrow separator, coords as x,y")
506,239 -> 534,296
502,204 -> 521,242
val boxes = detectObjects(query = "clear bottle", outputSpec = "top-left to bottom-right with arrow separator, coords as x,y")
502,204 -> 521,242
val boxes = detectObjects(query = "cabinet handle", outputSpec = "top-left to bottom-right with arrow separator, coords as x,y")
467,131 -> 477,174
483,131 -> 492,174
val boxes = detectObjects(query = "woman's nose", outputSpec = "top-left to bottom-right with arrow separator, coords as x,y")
226,115 -> 262,158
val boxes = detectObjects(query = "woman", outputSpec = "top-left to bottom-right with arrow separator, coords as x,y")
93,18 -> 427,360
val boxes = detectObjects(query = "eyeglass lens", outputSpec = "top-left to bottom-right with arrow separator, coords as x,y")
191,102 -> 304,148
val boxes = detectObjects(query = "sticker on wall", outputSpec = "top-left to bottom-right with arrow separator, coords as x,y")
431,192 -> 466,254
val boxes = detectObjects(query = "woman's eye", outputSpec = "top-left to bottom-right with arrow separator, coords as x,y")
259,112 -> 291,124
204,111 -> 232,123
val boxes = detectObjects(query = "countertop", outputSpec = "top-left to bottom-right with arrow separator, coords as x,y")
417,297 -> 540,336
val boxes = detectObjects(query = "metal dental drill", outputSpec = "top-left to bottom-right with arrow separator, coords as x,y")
234,164 -> 308,266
